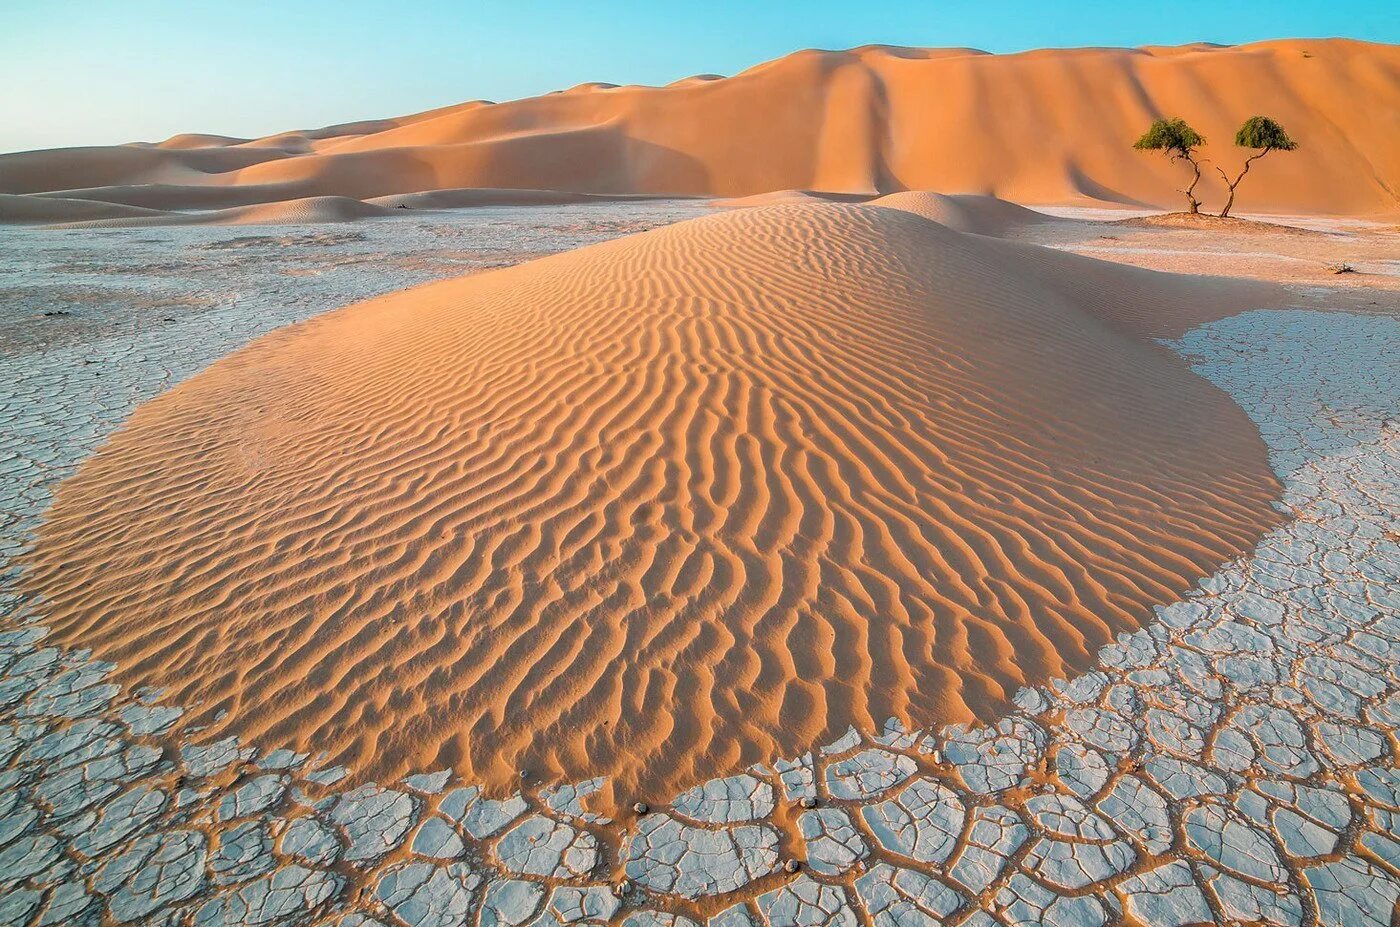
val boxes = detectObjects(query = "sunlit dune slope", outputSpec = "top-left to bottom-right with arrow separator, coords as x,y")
26,203 -> 1284,799
1,39 -> 1395,216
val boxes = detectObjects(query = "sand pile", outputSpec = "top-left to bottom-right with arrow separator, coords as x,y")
48,195 -> 400,228
2,39 -> 1396,218
0,193 -> 168,225
26,203 -> 1283,800
714,190 -> 875,209
178,195 -> 395,225
366,188 -> 673,209
1113,212 -> 1329,236
869,192 -> 1055,236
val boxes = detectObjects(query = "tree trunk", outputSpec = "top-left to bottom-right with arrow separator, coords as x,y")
1218,150 -> 1268,218
1184,155 -> 1204,214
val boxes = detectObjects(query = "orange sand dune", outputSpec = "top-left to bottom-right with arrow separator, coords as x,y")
27,203 -> 1284,800
365,188 -> 684,209
2,39 -> 1396,216
147,133 -> 252,150
714,190 -> 875,209
870,192 -> 1056,236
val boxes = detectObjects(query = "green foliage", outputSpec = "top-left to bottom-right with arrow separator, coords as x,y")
1234,116 -> 1298,152
1133,118 -> 1205,156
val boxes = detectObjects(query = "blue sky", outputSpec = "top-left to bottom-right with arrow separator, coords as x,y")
2,0 -> 1395,153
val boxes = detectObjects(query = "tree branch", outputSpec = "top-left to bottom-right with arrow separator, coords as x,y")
1219,148 -> 1271,217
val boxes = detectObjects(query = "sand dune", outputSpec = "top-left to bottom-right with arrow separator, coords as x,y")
0,192 -> 169,224
18,187 -> 688,228
722,191 -> 1057,238
0,144 -> 290,195
148,133 -> 252,150
24,183 -> 331,211
51,195 -> 400,228
1,39 -> 1395,217
714,190 -> 875,209
365,188 -> 682,209
870,192 -> 1056,236
27,203 -> 1283,800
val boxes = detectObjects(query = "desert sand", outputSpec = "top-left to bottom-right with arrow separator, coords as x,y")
22,190 -> 688,229
2,25 -> 1398,924
1,39 -> 1397,223
24,200 -> 1286,801
0,191 -> 169,224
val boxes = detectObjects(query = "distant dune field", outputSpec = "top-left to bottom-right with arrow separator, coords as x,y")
1,39 -> 1397,222
25,201 -> 1285,799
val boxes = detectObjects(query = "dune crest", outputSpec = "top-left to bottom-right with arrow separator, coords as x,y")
2,39 -> 1397,217
25,203 -> 1284,800
869,192 -> 1056,236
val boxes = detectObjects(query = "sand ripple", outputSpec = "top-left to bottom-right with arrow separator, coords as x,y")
25,203 -> 1282,800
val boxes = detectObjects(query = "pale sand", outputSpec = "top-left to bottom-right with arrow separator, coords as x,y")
1015,208 -> 1400,314
26,190 -> 690,229
50,195 -> 401,228
1,39 -> 1396,221
0,192 -> 168,224
24,202 -> 1284,803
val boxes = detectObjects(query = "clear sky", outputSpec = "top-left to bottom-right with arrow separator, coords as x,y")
2,0 -> 1395,154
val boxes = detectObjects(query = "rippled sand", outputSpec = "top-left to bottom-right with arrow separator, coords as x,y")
23,201 -> 1284,802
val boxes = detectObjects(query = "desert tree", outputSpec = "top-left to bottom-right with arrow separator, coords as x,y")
1216,116 -> 1298,218
1134,117 -> 1208,214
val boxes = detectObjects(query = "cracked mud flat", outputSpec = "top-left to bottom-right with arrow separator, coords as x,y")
0,212 -> 1397,927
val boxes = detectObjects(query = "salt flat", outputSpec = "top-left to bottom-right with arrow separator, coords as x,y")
0,205 -> 1396,927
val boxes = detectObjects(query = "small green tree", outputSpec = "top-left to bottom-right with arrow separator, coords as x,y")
1134,118 -> 1208,214
1216,116 -> 1298,218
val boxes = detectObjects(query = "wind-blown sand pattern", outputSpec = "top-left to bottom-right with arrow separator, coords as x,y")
23,204 -> 1284,800
0,285 -> 1395,927
2,40 -> 1397,220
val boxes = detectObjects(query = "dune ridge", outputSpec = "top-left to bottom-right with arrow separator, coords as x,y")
0,192 -> 170,225
25,203 -> 1284,801
2,39 -> 1396,219
47,195 -> 400,228
19,188 -> 694,229
870,191 -> 1056,236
